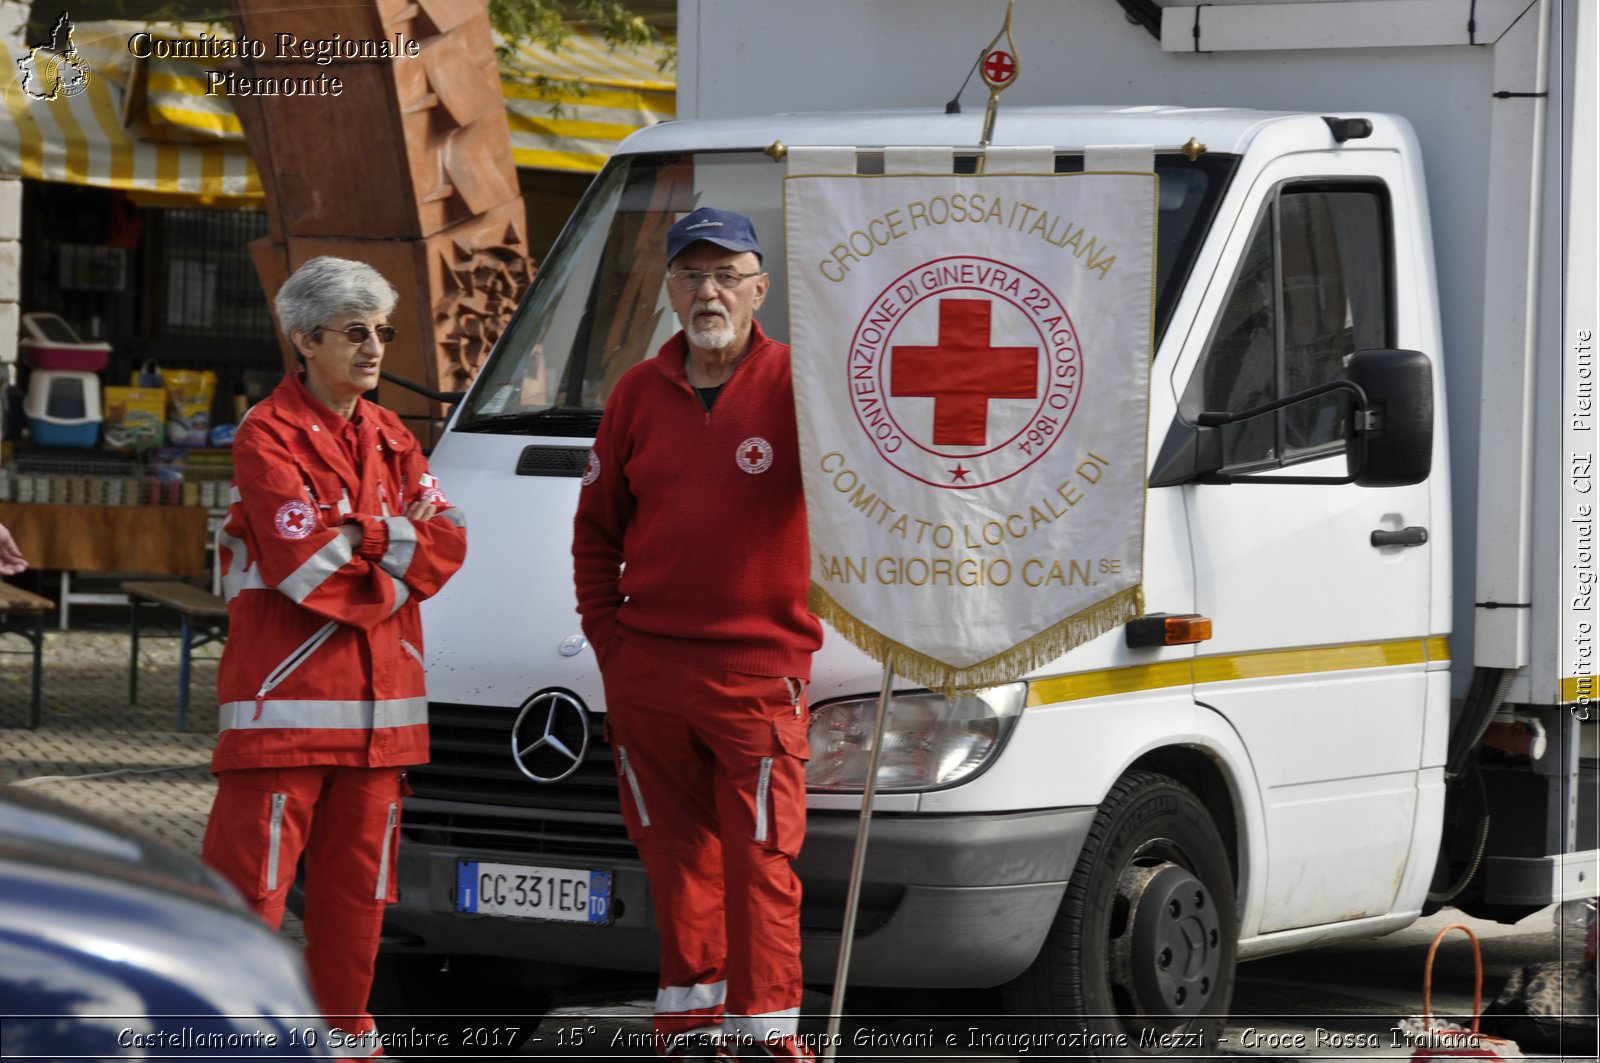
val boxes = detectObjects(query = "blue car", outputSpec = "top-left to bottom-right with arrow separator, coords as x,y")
0,784 -> 333,1058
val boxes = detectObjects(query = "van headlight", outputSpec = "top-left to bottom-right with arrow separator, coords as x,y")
805,683 -> 1026,792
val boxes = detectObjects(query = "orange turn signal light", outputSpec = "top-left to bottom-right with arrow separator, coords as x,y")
1125,613 -> 1213,648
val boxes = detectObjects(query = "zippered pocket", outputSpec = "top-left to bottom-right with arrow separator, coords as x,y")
266,792 -> 287,891
375,802 -> 399,900
754,757 -> 774,844
252,621 -> 338,719
616,746 -> 651,829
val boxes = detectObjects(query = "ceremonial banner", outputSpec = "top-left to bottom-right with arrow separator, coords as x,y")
786,155 -> 1158,690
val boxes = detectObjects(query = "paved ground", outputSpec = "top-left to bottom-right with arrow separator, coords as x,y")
0,621 -> 284,931
2,622 -> 217,843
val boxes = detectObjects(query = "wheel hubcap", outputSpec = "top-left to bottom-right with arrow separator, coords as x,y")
1118,861 -> 1221,1017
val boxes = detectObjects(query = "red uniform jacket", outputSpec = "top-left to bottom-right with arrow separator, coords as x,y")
211,373 -> 467,772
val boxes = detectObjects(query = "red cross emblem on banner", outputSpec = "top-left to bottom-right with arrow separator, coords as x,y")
981,49 -> 1017,88
847,255 -> 1080,490
891,298 -> 1038,447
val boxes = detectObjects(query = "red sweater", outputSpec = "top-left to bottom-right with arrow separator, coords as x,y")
572,323 -> 823,679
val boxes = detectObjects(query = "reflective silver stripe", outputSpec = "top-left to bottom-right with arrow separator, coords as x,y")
617,746 -> 651,828
337,490 -> 353,519
217,529 -> 262,601
375,802 -> 398,900
278,528 -> 356,604
390,575 -> 410,615
254,621 -> 338,701
436,506 -> 466,528
656,980 -> 726,1014
267,792 -> 287,891
225,561 -> 268,600
754,757 -> 773,843
380,516 -> 418,578
219,696 -> 428,732
726,1009 -> 799,1040
399,638 -> 424,666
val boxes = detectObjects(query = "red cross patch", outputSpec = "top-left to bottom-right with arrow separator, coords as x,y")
736,437 -> 774,475
582,449 -> 601,486
274,499 -> 316,540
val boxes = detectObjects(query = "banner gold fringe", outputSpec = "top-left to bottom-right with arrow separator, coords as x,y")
809,582 -> 1146,694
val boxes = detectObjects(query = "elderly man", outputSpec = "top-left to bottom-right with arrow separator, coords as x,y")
573,208 -> 822,1061
202,256 -> 467,1054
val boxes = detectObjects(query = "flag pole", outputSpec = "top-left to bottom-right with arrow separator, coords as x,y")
822,8 -> 1017,1055
822,652 -> 895,1060
974,0 -> 1018,174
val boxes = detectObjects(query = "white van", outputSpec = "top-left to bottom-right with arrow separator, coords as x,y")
377,0 -> 1596,1051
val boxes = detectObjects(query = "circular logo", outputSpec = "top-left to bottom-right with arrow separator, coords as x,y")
510,690 -> 591,784
736,437 -> 774,475
582,449 -> 601,486
848,255 -> 1082,489
981,49 -> 1017,88
47,52 -> 92,98
273,499 -> 316,539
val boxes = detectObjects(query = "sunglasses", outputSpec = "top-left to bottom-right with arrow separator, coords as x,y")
317,323 -> 397,344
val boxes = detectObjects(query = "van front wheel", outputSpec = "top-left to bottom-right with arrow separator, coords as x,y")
1002,770 -> 1237,1055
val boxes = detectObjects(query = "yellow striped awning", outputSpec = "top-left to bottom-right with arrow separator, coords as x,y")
498,30 -> 675,173
0,20 -> 261,206
0,19 -> 674,206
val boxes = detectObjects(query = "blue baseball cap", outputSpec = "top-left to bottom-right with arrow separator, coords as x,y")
666,207 -> 764,264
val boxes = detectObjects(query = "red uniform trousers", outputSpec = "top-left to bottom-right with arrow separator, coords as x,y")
602,635 -> 812,1051
202,764 -> 406,1053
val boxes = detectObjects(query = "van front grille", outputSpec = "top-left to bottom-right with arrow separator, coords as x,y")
404,701 -> 632,859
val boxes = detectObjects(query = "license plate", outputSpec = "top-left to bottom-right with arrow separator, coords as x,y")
456,861 -> 612,924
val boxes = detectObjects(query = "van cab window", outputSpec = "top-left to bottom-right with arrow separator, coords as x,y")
453,150 -> 1234,437
1189,182 -> 1392,470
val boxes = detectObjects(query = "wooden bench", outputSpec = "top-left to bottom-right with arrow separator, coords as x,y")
0,580 -> 53,728
124,580 -> 229,730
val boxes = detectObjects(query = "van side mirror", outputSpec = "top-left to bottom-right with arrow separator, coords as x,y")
1345,348 -> 1432,487
1148,347 -> 1433,487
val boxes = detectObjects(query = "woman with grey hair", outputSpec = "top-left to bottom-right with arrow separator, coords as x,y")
201,256 -> 468,1052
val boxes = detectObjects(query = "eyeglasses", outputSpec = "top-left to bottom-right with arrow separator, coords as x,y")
317,323 -> 397,344
665,268 -> 763,292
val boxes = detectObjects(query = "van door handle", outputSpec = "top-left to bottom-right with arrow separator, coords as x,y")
1370,526 -> 1428,547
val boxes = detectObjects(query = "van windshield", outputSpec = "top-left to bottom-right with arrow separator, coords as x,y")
453,150 -> 1233,437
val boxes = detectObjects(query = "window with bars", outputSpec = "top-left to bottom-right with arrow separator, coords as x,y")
147,208 -> 275,342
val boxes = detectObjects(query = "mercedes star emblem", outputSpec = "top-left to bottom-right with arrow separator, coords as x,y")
510,690 -> 591,783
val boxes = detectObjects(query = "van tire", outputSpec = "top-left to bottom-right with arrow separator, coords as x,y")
1002,770 -> 1237,1055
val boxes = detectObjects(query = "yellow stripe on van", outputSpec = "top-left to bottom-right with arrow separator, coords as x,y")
1026,637 -> 1445,707
1193,638 -> 1432,684
1026,659 -> 1195,707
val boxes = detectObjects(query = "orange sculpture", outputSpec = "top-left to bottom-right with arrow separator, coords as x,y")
227,0 -> 534,443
